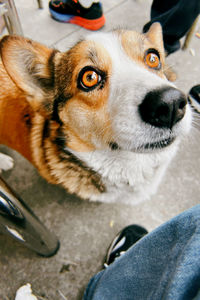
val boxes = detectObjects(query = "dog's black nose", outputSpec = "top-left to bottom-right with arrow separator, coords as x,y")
139,87 -> 187,129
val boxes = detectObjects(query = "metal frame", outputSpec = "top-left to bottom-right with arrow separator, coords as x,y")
182,16 -> 199,50
0,0 -> 58,257
0,0 -> 43,36
0,0 -> 23,35
0,177 -> 59,256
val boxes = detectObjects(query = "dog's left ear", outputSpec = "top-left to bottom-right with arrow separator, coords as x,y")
145,22 -> 164,52
0,35 -> 58,109
145,23 -> 176,82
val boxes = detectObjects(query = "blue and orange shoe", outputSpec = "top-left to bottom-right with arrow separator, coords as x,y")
49,0 -> 105,31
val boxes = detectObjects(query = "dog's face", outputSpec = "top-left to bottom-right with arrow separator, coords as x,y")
0,23 -> 191,156
84,26 -> 191,153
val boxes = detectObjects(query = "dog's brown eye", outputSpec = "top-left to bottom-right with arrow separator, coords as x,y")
145,52 -> 160,69
81,70 -> 100,88
78,67 -> 105,92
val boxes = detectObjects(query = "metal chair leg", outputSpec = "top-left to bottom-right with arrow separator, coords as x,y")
37,0 -> 43,9
0,0 -> 23,35
0,177 -> 60,257
182,16 -> 199,50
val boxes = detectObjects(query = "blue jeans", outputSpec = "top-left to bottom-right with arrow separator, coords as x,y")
83,205 -> 200,300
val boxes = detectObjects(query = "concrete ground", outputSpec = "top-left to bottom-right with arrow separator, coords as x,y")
0,0 -> 200,299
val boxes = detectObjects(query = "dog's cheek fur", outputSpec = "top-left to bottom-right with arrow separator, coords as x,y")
30,114 -> 105,199
55,41 -> 114,152
58,92 -> 113,152
58,89 -> 112,152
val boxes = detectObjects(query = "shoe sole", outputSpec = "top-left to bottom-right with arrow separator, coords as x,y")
49,8 -> 105,31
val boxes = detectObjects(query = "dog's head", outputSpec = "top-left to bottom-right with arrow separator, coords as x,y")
0,23 -> 191,154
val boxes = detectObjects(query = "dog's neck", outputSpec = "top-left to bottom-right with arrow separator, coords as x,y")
67,145 -> 178,204
0,93 -> 34,162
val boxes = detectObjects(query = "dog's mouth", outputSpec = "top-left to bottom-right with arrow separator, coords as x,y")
109,137 -> 175,152
142,137 -> 175,150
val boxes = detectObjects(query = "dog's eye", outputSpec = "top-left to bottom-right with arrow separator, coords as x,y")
82,70 -> 100,88
78,67 -> 103,91
145,50 -> 161,70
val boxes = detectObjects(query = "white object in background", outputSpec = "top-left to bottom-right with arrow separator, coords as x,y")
15,283 -> 38,300
79,0 -> 99,9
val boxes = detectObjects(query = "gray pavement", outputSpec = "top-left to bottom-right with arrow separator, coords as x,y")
0,0 -> 200,299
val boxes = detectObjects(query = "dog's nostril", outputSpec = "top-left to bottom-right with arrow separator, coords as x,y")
175,97 -> 187,124
156,105 -> 170,117
179,99 -> 186,110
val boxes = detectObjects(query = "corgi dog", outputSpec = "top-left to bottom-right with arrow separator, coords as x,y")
0,23 -> 192,204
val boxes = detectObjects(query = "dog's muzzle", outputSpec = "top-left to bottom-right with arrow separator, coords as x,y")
139,87 -> 187,129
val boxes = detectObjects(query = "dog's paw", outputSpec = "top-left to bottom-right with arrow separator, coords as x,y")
0,153 -> 14,172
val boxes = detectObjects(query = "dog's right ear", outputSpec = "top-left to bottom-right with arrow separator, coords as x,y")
0,35 -> 58,109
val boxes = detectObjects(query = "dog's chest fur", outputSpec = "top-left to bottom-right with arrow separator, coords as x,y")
71,143 -> 178,204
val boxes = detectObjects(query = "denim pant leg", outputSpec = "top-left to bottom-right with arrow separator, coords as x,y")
83,205 -> 200,300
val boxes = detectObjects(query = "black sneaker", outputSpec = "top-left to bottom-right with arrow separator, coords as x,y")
105,224 -> 148,267
188,85 -> 200,114
49,0 -> 105,31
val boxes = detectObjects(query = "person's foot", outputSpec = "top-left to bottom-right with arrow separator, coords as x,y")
105,224 -> 148,267
188,85 -> 200,114
49,0 -> 105,31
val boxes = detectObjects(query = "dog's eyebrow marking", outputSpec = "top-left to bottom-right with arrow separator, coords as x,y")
88,47 -> 99,65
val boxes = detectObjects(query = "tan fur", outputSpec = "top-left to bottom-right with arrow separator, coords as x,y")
0,61 -> 33,162
121,23 -> 176,81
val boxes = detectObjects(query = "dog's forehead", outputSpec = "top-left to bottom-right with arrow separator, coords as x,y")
85,30 -> 158,65
63,30 -> 168,98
